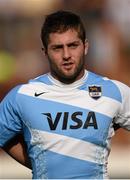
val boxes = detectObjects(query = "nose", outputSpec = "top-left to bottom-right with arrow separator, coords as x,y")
63,46 -> 71,60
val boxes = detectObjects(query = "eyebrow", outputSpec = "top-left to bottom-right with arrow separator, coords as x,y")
50,40 -> 81,48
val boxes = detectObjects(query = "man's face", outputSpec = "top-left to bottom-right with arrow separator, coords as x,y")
45,29 -> 88,83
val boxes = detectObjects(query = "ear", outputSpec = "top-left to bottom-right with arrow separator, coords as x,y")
84,39 -> 89,55
41,47 -> 47,55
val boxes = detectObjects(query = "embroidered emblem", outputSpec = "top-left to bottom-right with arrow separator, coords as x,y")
88,85 -> 102,100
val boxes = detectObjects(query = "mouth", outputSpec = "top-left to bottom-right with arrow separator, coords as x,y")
62,62 -> 74,70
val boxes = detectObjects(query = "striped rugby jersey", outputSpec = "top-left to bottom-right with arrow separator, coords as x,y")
0,70 -> 130,179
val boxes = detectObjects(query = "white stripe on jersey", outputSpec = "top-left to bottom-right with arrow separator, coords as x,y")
31,128 -> 107,164
18,83 -> 121,118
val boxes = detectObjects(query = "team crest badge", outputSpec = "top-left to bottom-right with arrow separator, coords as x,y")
88,85 -> 102,100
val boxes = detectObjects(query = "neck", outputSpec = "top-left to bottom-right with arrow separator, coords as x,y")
50,69 -> 85,84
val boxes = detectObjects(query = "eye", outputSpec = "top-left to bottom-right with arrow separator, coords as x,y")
68,43 -> 79,49
52,45 -> 63,51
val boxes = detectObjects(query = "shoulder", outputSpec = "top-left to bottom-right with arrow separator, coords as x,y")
0,84 -> 26,111
2,73 -> 52,102
1,85 -> 22,101
87,71 -> 130,102
29,73 -> 52,85
88,71 -> 130,91
111,80 -> 130,102
6,73 -> 50,97
111,79 -> 130,92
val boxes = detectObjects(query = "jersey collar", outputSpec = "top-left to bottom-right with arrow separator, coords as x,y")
47,70 -> 88,89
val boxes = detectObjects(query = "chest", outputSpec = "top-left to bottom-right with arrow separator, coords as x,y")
19,91 -> 120,146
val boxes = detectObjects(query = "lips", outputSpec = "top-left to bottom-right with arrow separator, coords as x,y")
62,62 -> 74,70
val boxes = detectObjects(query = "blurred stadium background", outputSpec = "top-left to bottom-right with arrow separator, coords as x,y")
0,0 -> 130,179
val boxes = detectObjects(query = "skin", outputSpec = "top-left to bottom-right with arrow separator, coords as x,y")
3,134 -> 31,169
3,29 -> 89,168
45,29 -> 89,84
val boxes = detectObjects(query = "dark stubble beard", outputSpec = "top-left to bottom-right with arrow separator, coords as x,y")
48,56 -> 85,84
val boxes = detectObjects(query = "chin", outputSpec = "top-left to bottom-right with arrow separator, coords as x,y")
62,72 -> 76,79
63,69 -> 76,77
59,73 -> 78,84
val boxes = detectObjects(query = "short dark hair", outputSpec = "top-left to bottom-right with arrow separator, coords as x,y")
41,10 -> 86,50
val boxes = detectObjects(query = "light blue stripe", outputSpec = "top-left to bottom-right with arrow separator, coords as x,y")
46,150 -> 104,179
30,74 -> 53,85
18,95 -> 112,147
79,71 -> 122,102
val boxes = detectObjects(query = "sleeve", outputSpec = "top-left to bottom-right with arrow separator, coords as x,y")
0,86 -> 22,147
113,80 -> 130,130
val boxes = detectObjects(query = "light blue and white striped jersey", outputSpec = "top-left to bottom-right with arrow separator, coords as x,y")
0,70 -> 130,179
